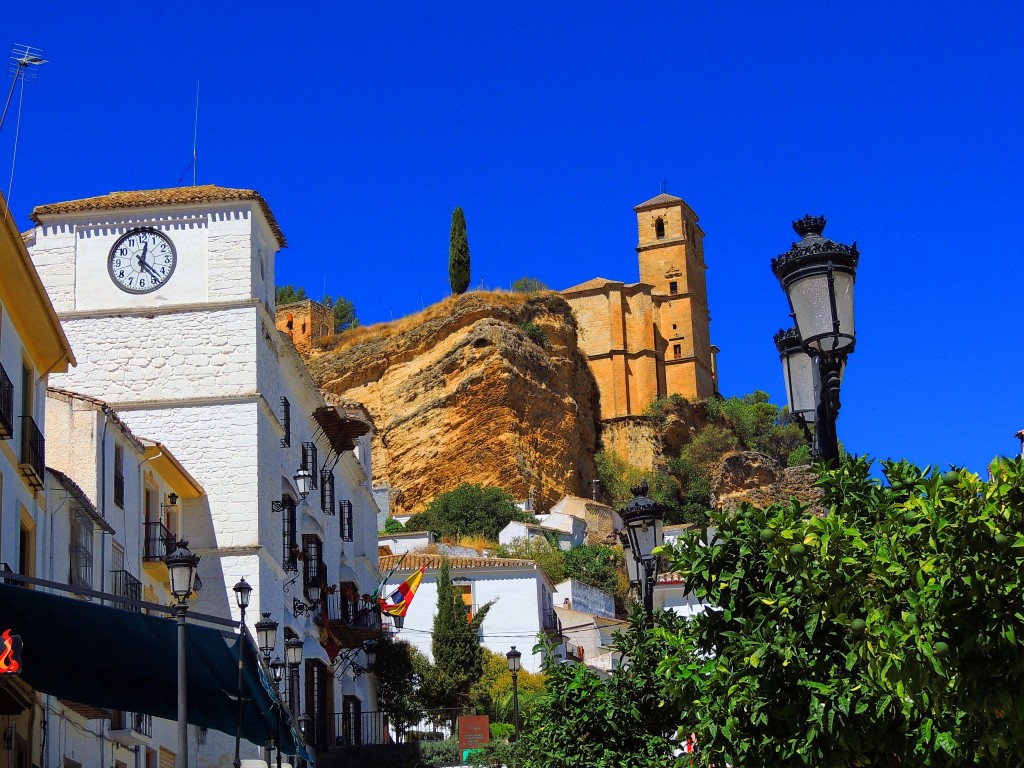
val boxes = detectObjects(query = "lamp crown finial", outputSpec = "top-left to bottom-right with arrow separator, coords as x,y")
792,215 -> 826,238
630,478 -> 649,498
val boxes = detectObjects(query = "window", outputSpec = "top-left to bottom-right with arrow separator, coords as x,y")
280,397 -> 290,447
669,281 -> 678,295
305,660 -> 332,751
320,469 -> 335,514
454,583 -> 475,622
302,534 -> 325,599
18,507 -> 34,580
69,507 -> 94,589
339,500 -> 353,542
655,218 -> 665,239
341,695 -> 362,747
114,445 -> 125,509
673,344 -> 682,360
302,443 -> 318,488
0,362 -> 13,440
280,496 -> 298,571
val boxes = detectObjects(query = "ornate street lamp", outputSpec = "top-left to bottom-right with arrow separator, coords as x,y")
364,641 -> 376,671
165,541 -> 200,768
232,578 -> 253,768
619,479 -> 665,622
771,215 -> 859,463
293,467 -> 312,500
285,637 -> 303,721
506,646 -> 522,741
255,613 -> 279,662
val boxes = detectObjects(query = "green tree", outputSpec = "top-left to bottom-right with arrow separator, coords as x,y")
656,456 -> 1024,767
423,559 -> 494,713
470,648 -> 546,725
275,284 -> 307,305
564,545 -> 625,598
373,636 -> 430,737
321,293 -> 359,332
406,483 -> 532,541
512,276 -> 549,293
449,207 -> 470,294
381,516 -> 406,534
517,611 -> 686,767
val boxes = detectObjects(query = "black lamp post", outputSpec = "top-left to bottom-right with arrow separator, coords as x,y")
285,637 -> 303,721
771,215 -> 859,464
166,541 -> 200,768
619,480 -> 666,622
506,646 -> 522,741
231,578 -> 253,768
270,656 -> 285,768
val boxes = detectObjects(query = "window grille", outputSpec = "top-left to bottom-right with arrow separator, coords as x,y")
280,397 -> 291,447
277,496 -> 298,572
69,507 -> 94,589
320,469 -> 335,514
339,500 -> 353,542
302,535 -> 325,599
302,442 -> 318,489
0,363 -> 13,440
113,445 -> 125,509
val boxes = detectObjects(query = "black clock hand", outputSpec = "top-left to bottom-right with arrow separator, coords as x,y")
141,261 -> 162,280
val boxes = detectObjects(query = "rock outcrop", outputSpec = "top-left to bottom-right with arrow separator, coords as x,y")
711,451 -> 822,513
302,291 -> 600,517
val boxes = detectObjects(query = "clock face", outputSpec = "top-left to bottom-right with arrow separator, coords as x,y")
107,227 -> 177,294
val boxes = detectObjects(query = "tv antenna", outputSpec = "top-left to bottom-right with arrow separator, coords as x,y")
2,44 -> 47,219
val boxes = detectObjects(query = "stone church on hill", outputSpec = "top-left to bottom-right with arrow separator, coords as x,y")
562,191 -> 719,421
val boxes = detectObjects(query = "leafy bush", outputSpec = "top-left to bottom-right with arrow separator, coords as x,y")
407,484 -> 532,541
417,737 -> 461,766
519,321 -> 549,347
564,545 -> 624,597
787,443 -> 812,467
511,276 -> 549,293
493,536 -> 567,583
382,516 -> 406,534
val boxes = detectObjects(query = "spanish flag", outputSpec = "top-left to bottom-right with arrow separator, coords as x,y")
379,565 -> 426,618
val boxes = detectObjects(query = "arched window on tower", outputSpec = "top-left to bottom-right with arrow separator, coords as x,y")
655,218 -> 665,239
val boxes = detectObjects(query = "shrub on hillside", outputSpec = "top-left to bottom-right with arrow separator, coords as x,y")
406,483 -> 533,546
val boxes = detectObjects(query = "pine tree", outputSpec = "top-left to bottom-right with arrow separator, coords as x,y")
424,558 -> 493,713
449,207 -> 470,294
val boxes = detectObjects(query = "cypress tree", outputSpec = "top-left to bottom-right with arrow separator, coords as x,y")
449,207 -> 470,294
425,558 -> 493,713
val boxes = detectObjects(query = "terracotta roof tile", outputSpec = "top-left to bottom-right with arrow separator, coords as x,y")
634,192 -> 685,210
30,185 -> 287,248
379,553 -> 541,572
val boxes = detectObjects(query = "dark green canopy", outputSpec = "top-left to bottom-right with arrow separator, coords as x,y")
0,582 -> 302,755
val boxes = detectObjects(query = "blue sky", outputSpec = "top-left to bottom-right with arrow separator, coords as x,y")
3,2 -> 1022,475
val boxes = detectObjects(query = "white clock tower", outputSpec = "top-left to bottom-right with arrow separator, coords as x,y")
26,185 -> 381,759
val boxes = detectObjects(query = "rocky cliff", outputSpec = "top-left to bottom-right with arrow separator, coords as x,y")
302,291 -> 600,517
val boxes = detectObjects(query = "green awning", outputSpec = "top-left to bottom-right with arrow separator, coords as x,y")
0,583 -> 303,755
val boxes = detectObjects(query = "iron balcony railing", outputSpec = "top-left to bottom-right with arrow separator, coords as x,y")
0,364 -> 12,440
110,570 -> 142,611
323,593 -> 382,633
0,563 -> 21,587
143,522 -> 175,561
19,415 -> 44,490
541,607 -> 561,634
112,710 -> 152,737
333,708 -> 471,746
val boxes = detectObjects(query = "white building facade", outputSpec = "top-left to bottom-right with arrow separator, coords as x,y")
26,186 -> 382,763
379,553 -> 560,674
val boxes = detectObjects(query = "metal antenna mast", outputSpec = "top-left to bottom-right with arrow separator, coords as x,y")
3,44 -> 47,219
0,44 -> 46,134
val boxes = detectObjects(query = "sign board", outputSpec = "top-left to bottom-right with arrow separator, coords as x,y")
0,630 -> 23,674
458,714 -> 490,751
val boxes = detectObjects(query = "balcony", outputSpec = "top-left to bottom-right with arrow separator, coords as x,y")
541,607 -> 561,635
18,416 -> 44,491
109,710 -> 152,747
323,593 -> 383,648
0,365 -> 12,440
110,570 -> 142,612
142,522 -> 175,581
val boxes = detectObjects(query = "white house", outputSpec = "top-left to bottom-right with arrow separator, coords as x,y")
378,530 -> 436,555
0,190 -> 76,768
26,185 -> 382,763
379,552 -> 560,673
43,387 -> 205,767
